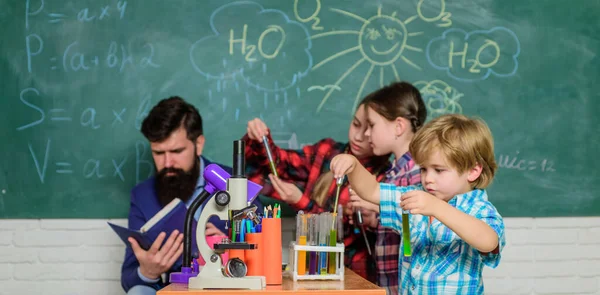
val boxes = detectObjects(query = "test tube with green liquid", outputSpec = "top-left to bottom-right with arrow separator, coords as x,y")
262,135 -> 278,177
402,212 -> 412,257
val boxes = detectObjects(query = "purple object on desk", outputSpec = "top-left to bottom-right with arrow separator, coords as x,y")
204,164 -> 263,202
170,266 -> 198,284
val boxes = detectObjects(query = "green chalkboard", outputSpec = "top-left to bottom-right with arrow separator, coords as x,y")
1,0 -> 599,218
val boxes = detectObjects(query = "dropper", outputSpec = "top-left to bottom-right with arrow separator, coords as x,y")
331,176 -> 344,230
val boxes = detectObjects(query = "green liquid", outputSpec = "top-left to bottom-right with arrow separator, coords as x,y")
269,162 -> 278,177
328,230 -> 337,274
402,213 -> 412,257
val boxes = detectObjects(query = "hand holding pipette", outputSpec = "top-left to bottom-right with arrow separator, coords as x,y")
246,118 -> 278,177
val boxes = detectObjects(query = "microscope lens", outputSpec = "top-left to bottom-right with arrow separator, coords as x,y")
226,258 -> 247,278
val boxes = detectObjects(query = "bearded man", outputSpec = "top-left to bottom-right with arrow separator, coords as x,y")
121,96 -> 261,295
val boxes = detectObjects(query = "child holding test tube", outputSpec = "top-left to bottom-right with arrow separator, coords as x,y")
242,96 -> 389,282
345,82 -> 426,295
331,114 -> 505,294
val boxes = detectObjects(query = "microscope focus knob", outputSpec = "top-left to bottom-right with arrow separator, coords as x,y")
214,191 -> 230,207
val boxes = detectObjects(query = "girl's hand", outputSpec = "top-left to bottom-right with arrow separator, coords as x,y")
268,174 -> 303,204
330,154 -> 358,179
400,190 -> 443,216
247,118 -> 269,141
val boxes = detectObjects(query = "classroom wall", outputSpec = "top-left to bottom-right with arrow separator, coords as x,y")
2,217 -> 600,295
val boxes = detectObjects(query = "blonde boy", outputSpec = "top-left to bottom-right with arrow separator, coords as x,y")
331,114 -> 505,294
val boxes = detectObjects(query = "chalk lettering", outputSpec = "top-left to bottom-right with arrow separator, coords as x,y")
117,1 -> 127,19
112,157 -> 127,181
25,34 -> 43,73
119,44 -> 134,72
25,0 -> 44,30
140,44 -> 160,68
99,6 -> 110,20
28,139 -> 50,183
17,88 -> 45,131
106,42 -> 118,68
77,8 -> 95,22
136,141 -> 153,183
80,108 -> 101,129
112,108 -> 126,126
83,159 -> 104,178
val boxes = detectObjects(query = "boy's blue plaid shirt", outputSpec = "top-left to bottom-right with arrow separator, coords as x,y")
379,184 -> 506,295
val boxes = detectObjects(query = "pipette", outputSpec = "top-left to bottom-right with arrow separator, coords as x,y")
331,177 -> 344,230
262,135 -> 278,177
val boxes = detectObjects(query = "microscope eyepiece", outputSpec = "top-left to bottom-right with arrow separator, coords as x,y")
232,140 -> 245,178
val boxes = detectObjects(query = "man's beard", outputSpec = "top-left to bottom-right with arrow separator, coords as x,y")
155,157 -> 200,207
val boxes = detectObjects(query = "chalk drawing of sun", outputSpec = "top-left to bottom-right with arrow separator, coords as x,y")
311,6 -> 424,112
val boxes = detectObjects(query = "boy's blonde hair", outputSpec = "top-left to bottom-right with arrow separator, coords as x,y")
409,114 -> 497,189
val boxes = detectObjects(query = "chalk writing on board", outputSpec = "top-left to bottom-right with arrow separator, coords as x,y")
25,0 -> 127,28
307,85 -> 341,92
293,0 -> 324,31
16,88 -> 146,131
414,80 -> 463,119
189,1 -> 312,93
416,0 -> 452,27
498,151 -> 556,173
25,35 -> 161,73
27,139 -> 152,183
426,27 -> 521,81
312,5 -> 425,113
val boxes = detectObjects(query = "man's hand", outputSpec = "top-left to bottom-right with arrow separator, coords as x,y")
268,174 -> 302,204
129,230 -> 184,280
330,154 -> 358,179
205,222 -> 226,236
401,190 -> 443,216
247,118 -> 269,141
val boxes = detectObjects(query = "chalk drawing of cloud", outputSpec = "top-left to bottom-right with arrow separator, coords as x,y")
189,1 -> 312,92
426,27 -> 520,82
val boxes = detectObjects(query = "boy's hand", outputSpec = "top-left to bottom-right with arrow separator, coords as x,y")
330,154 -> 358,179
247,118 -> 269,140
400,190 -> 444,216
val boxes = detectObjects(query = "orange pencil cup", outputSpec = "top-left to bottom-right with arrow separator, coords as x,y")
245,232 -> 264,276
261,217 -> 282,285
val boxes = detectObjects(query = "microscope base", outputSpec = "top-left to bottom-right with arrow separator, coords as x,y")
188,275 -> 266,290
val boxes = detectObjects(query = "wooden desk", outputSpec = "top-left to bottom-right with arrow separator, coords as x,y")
158,269 -> 385,295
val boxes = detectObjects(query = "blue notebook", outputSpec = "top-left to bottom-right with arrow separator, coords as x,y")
108,198 -> 186,250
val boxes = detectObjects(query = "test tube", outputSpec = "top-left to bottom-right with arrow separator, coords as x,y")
308,215 -> 317,275
319,214 -> 328,274
328,213 -> 337,274
337,204 -> 343,243
262,135 -> 278,177
400,191 -> 412,257
296,212 -> 307,275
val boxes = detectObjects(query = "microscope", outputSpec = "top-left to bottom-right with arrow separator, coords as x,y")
183,140 -> 266,290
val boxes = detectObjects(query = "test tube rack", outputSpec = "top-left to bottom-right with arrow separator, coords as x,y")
287,242 -> 345,281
